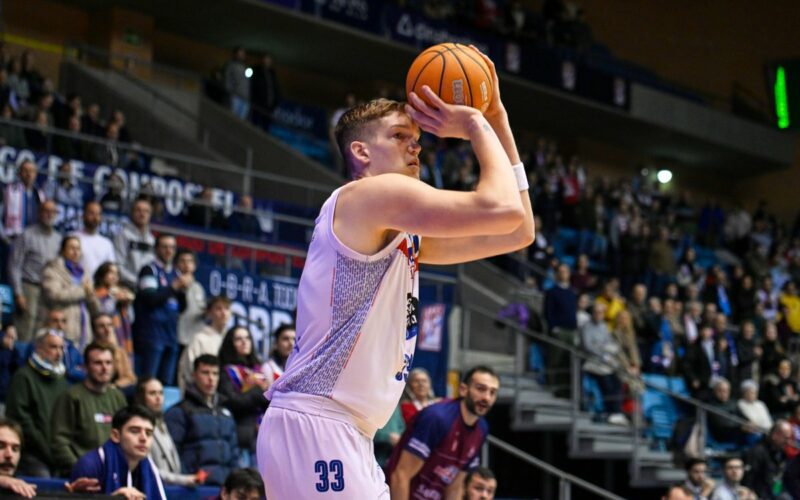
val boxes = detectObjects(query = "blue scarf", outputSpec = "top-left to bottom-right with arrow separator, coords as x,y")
99,439 -> 166,500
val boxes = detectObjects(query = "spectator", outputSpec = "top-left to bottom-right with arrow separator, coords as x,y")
662,484 -> 693,500
684,326 -> 720,401
249,53 -> 280,130
5,328 -> 69,477
184,187 -> 224,230
544,263 -> 577,391
683,458 -> 715,499
134,377 -> 198,486
92,314 -> 136,395
80,102 -> 103,136
737,321 -> 760,383
399,367 -> 440,425
762,358 -> 800,418
108,110 -> 131,143
177,295 -> 231,390
261,323 -> 295,382
596,278 -> 626,329
0,417 -> 37,498
176,249 -> 206,354
738,379 -> 773,432
581,302 -> 627,425
40,235 -> 100,348
73,200 -> 116,278
52,92 -> 81,129
647,226 -> 676,296
9,199 -> 59,341
24,110 -> 48,152
51,342 -> 127,476
710,456 -> 756,500
217,326 -> 269,467
0,323 -> 22,410
93,261 -> 135,357
52,114 -> 84,160
707,378 -> 751,446
779,281 -> 800,336
743,420 -> 792,500
758,276 -> 780,322
42,308 -> 86,384
627,283 -> 649,338
464,466 -> 497,500
219,468 -> 264,500
6,58 -> 29,107
114,198 -> 155,289
570,254 -> 597,294
20,51 -> 43,100
228,195 -> 261,238
133,233 -> 189,385
387,366 -> 498,499
44,161 -> 83,207
68,405 -> 166,500
1,159 -> 45,242
98,171 -> 126,217
224,47 -> 250,119
0,104 -> 27,148
734,275 -> 758,323
612,310 -> 641,377
165,354 -> 239,486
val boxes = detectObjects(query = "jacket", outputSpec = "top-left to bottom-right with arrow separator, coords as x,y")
40,257 -> 101,346
132,260 -> 186,345
164,384 -> 239,486
218,365 -> 268,452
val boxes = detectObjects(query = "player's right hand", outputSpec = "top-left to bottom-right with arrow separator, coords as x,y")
405,85 -> 482,140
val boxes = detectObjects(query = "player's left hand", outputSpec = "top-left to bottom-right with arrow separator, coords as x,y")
469,44 -> 505,120
406,86 -> 481,140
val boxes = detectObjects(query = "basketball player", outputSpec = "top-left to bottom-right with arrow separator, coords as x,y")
257,47 -> 534,497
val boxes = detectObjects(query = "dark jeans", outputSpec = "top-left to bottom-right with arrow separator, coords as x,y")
135,340 -> 179,386
585,372 -> 622,414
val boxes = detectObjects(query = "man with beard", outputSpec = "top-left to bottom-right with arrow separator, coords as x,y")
72,200 -> 116,278
0,417 -> 37,498
463,467 -> 497,500
51,343 -> 127,476
387,366 -> 499,500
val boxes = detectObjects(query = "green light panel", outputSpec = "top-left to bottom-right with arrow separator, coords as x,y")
774,66 -> 790,129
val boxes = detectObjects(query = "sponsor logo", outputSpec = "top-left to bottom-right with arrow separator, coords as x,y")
452,80 -> 465,105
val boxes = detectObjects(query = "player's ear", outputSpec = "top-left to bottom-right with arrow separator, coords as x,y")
350,141 -> 369,165
458,382 -> 468,398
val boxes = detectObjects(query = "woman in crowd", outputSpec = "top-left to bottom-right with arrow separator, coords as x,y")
134,377 -> 199,486
737,379 -> 773,432
40,236 -> 100,349
218,325 -> 269,467
93,261 -> 135,358
400,367 -> 440,424
761,358 -> 800,418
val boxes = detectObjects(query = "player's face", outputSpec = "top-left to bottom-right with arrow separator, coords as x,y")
113,416 -> 154,464
465,476 -> 497,500
366,112 -> 421,179
461,372 -> 499,418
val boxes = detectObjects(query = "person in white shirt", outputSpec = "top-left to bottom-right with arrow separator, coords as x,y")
73,201 -> 115,279
737,379 -> 773,431
177,296 -> 231,391
176,250 -> 206,355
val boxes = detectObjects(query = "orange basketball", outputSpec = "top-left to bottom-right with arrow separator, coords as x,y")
406,43 -> 493,113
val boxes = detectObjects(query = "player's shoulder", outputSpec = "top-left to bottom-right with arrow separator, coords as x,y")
418,398 -> 459,422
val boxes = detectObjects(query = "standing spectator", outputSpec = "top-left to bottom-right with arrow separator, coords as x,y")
224,47 -> 250,120
710,456 -> 756,500
24,111 -> 49,152
165,355 -> 239,486
596,278 -> 626,329
1,159 -> 44,242
68,406 -> 166,500
743,420 -> 792,500
20,51 -> 43,100
387,367 -> 499,499
464,466 -> 497,500
134,377 -> 198,486
737,321 -> 760,383
108,110 -> 131,143
133,234 -> 189,385
50,343 -> 127,476
40,235 -> 100,348
738,379 -> 773,431
6,58 -> 29,107
93,261 -> 135,357
9,199 -> 60,341
73,201 -> 116,279
647,226 -> 676,296
5,329 -> 69,477
176,249 -> 206,356
544,264 -> 577,391
399,367 -> 440,425
217,326 -> 269,467
581,303 -> 627,424
177,296 -> 231,390
0,418 -> 37,498
762,358 -> 800,418
249,53 -> 280,130
261,323 -> 295,382
80,103 -> 103,136
779,281 -> 800,336
92,314 -> 137,396
684,326 -> 721,401
683,458 -> 715,499
612,310 -> 641,377
114,198 -> 155,289
228,195 -> 261,238
44,162 -> 83,207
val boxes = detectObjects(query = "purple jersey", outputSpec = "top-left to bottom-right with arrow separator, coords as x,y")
386,399 -> 488,499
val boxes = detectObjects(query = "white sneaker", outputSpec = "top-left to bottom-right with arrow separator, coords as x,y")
607,413 -> 630,426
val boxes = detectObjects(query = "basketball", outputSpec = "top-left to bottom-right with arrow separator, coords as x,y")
406,43 -> 493,113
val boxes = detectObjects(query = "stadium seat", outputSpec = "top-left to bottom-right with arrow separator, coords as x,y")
163,386 -> 182,411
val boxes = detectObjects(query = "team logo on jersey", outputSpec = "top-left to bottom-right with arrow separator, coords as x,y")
406,294 -> 419,340
433,465 -> 460,485
395,353 -> 414,382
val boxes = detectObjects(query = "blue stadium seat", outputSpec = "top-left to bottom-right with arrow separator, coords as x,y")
163,386 -> 182,411
641,375 -> 688,447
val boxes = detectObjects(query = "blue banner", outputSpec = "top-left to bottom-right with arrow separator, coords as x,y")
272,99 -> 330,139
300,0 -> 382,34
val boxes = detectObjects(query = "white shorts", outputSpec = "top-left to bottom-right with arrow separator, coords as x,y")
257,406 -> 390,499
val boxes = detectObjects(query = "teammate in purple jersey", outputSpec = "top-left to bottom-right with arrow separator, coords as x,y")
386,366 -> 500,499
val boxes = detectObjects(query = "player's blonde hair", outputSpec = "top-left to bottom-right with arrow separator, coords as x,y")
334,98 -> 406,179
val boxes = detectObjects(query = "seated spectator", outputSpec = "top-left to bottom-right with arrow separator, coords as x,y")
570,254 -> 597,294
81,102 -> 103,136
165,354 -> 238,485
109,110 -> 131,143
40,308 -> 86,383
710,456 -> 756,500
399,367 -> 440,425
52,115 -> 84,161
92,314 -> 136,395
762,358 -> 800,418
760,321 -> 784,377
44,162 -> 83,208
707,378 -> 753,446
228,195 -> 261,238
743,420 -> 793,499
217,325 -> 269,467
261,323 -> 295,383
581,302 -> 627,425
0,417 -> 37,498
24,109 -> 49,152
134,377 -> 198,486
464,466 -> 497,500
738,379 -> 773,431
68,406 -> 166,500
683,458 -> 715,499
40,235 -> 100,348
6,57 -> 29,106
184,187 -> 225,230
6,328 -> 69,477
375,404 -> 405,468
177,296 -> 231,390
51,342 -> 127,476
219,468 -> 264,500
93,261 -> 134,357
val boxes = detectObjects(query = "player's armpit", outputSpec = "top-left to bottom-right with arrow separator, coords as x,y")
389,451 -> 426,500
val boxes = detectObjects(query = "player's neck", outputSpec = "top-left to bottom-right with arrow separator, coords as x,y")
459,400 -> 479,427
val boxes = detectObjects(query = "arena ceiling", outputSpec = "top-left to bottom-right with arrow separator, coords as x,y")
59,0 -> 796,176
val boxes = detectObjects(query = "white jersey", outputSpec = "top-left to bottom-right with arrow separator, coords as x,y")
268,186 -> 420,436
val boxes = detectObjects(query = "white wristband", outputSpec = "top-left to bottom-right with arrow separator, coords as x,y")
512,162 -> 528,191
